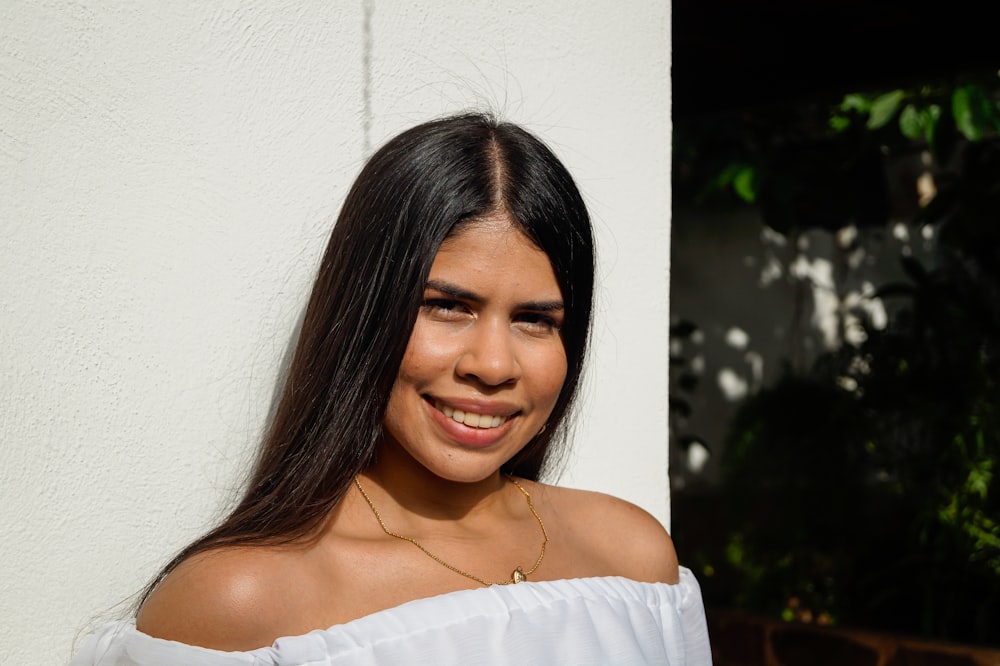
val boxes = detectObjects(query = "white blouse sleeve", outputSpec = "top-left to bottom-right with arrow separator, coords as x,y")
71,568 -> 712,665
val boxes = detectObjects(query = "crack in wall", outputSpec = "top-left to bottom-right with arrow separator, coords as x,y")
362,0 -> 374,156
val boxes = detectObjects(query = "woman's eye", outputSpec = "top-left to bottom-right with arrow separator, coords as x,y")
422,298 -> 468,318
516,312 -> 561,334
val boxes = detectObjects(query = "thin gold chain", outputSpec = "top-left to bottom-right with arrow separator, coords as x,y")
354,475 -> 548,586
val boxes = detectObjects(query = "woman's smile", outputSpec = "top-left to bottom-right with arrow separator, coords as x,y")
431,399 -> 511,429
424,397 -> 518,448
418,394 -> 523,450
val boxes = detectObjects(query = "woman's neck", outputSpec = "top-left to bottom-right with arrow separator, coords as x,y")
359,439 -> 513,524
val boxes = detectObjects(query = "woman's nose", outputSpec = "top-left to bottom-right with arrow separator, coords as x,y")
455,319 -> 522,386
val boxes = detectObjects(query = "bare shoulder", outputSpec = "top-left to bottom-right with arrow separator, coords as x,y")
136,546 -> 304,651
538,482 -> 680,584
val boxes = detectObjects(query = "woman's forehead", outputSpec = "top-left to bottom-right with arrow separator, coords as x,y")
429,219 -> 560,298
440,213 -> 539,251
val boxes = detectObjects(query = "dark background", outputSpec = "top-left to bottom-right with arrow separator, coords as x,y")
672,0 -> 1000,118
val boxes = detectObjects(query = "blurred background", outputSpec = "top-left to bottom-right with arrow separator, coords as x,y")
670,0 -> 1000,661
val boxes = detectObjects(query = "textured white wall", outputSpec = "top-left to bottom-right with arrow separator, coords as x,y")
0,2 -> 670,663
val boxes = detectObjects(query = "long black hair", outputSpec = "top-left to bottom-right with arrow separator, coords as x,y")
139,112 -> 594,606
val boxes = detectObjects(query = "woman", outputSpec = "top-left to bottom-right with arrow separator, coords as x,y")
72,113 -> 711,664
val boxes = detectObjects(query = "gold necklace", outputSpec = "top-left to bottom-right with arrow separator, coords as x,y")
354,475 -> 548,586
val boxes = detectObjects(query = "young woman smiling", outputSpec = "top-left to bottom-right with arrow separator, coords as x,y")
71,114 -> 711,665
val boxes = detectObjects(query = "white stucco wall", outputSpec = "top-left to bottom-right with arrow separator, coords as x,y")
0,2 -> 671,663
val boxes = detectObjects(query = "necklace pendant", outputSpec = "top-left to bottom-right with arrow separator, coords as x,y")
511,567 -> 526,584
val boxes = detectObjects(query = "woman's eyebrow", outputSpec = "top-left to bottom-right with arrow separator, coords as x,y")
424,280 -> 564,312
425,280 -> 481,302
522,299 -> 565,313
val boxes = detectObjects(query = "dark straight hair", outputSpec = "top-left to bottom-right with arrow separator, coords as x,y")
139,112 -> 595,606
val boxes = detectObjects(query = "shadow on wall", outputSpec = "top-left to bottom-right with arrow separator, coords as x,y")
668,201 -> 934,490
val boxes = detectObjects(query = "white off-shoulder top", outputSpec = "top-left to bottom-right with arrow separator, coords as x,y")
70,568 -> 712,665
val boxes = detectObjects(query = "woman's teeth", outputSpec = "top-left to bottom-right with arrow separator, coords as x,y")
436,402 -> 509,429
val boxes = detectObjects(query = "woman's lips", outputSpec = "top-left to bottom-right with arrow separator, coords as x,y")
433,400 -> 510,429
422,397 -> 519,448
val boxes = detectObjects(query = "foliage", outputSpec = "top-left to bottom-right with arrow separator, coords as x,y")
675,72 -> 1000,646
715,246 -> 1000,644
674,70 -> 1000,234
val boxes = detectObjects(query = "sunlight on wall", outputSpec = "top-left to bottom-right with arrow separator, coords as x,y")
1,2 -> 671,663
718,367 -> 749,401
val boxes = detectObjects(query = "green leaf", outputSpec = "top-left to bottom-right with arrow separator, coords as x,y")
965,458 -> 993,500
904,105 -> 945,147
867,90 -> 905,129
899,104 -> 923,140
710,162 -> 744,190
924,104 -> 942,147
733,166 -> 756,203
839,93 -> 870,113
953,86 -> 986,141
829,114 -> 851,132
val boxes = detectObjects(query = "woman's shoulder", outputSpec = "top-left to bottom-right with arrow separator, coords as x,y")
136,545 -> 313,651
532,481 -> 680,584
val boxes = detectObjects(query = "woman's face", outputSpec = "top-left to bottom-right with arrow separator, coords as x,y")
381,214 -> 568,483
